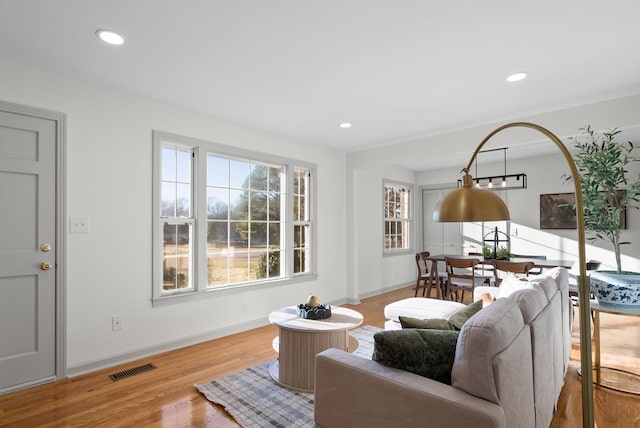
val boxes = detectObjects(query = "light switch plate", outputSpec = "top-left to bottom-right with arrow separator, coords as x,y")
70,217 -> 90,233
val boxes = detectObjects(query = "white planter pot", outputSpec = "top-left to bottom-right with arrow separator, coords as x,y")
590,271 -> 640,307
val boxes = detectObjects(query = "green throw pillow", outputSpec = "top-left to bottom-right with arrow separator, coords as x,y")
399,316 -> 456,330
372,329 -> 459,384
447,299 -> 483,330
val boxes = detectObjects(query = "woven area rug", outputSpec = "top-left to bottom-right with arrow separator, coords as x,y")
196,325 -> 381,427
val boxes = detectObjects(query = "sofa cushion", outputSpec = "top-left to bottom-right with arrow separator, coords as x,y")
497,274 -> 534,299
448,299 -> 483,330
399,316 -> 456,330
384,297 -> 465,322
372,329 -> 459,384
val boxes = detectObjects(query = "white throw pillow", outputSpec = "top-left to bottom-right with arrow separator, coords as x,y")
498,274 -> 534,299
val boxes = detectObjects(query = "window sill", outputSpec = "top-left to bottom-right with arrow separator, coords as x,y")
152,274 -> 318,307
383,249 -> 414,257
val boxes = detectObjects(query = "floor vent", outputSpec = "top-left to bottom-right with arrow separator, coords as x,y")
109,363 -> 156,381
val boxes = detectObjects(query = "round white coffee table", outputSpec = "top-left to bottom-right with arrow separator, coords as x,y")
268,306 -> 363,392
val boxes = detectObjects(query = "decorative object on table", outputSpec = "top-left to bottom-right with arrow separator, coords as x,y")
296,294 -> 331,319
562,126 -> 640,308
481,226 -> 510,259
432,122 -> 595,427
589,271 -> 640,307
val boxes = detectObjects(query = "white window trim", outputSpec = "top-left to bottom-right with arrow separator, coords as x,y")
152,131 -> 317,306
383,179 -> 414,256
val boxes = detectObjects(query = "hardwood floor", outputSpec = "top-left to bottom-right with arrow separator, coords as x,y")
0,286 -> 638,427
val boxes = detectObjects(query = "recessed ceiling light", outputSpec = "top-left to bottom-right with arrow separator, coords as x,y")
506,72 -> 528,83
339,122 -> 352,129
96,29 -> 125,46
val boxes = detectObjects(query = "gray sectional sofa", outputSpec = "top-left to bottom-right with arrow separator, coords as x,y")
314,268 -> 571,428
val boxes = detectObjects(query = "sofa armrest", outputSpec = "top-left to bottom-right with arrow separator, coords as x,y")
314,349 -> 505,428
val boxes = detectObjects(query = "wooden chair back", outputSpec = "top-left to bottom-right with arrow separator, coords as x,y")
492,260 -> 536,285
445,257 -> 482,302
414,252 -> 430,297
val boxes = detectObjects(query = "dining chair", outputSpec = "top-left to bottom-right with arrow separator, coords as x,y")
414,252 -> 447,297
468,252 -> 495,285
491,260 -> 536,286
444,257 -> 487,302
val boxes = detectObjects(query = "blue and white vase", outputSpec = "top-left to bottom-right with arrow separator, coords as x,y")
590,271 -> 640,307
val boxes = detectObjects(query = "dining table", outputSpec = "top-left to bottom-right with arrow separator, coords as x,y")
426,254 -> 575,300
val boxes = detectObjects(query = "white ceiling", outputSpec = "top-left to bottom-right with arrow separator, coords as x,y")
1,1 -> 640,154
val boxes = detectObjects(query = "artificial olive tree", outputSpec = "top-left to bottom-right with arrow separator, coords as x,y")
564,126 -> 640,273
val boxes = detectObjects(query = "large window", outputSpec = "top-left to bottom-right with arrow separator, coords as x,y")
153,131 -> 315,304
384,182 -> 411,253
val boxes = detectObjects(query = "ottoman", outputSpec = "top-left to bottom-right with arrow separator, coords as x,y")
384,297 -> 466,330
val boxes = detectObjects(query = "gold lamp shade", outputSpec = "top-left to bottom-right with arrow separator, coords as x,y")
433,173 -> 511,222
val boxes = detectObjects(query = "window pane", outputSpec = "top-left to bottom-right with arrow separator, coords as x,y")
161,182 -> 176,217
162,147 -> 176,181
252,222 -> 267,246
269,223 -> 280,247
230,158 -> 250,189
207,253 -> 228,287
250,163 -> 268,191
251,191 -> 268,221
298,196 -> 306,221
294,249 -> 305,273
176,183 -> 191,217
207,187 -> 229,220
208,154 -> 229,187
162,223 -> 192,291
297,170 -> 306,194
231,222 -> 249,249
230,251 -> 249,284
270,193 -> 281,221
294,195 -> 300,221
229,189 -> 247,221
294,225 -> 305,247
207,221 -> 228,249
254,250 -> 281,280
269,166 -> 283,192
176,149 -> 191,183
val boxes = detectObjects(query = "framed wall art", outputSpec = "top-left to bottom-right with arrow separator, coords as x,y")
540,193 -> 576,229
540,191 -> 626,229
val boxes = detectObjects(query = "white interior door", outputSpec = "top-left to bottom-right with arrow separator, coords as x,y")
0,109 -> 57,392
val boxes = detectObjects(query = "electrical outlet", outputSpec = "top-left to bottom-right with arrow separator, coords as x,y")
241,303 -> 247,312
112,315 -> 123,331
70,217 -> 90,233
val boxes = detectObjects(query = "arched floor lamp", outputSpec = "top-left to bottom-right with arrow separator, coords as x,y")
432,122 -> 594,427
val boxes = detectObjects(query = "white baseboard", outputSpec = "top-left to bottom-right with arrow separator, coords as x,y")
66,317 -> 269,377
359,282 -> 411,300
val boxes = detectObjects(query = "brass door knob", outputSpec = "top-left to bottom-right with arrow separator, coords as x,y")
40,262 -> 52,271
40,243 -> 51,252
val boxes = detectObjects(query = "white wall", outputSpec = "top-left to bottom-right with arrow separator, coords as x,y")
0,59 -> 347,373
351,166 -> 416,299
